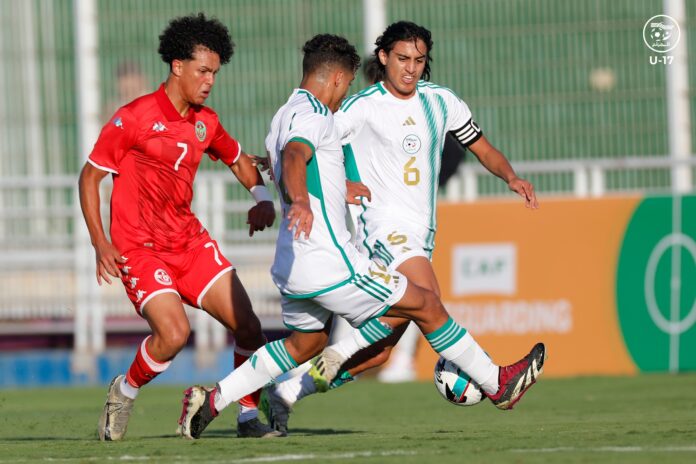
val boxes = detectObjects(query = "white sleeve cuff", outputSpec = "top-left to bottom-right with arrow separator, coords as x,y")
250,185 -> 273,203
88,158 -> 118,174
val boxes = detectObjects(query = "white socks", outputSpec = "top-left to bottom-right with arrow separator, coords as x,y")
328,318 -> 393,361
424,318 -> 499,395
275,370 -> 318,407
237,405 -> 258,423
119,376 -> 139,400
215,340 -> 297,412
442,333 -> 498,394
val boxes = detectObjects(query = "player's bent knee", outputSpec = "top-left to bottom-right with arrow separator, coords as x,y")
417,290 -> 447,322
164,324 -> 191,352
285,332 -> 327,364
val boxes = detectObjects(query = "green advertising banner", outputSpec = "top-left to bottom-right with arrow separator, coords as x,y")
617,195 -> 696,372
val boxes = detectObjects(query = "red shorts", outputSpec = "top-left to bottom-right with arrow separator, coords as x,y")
118,238 -> 233,316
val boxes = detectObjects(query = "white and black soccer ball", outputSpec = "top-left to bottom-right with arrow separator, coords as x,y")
433,357 -> 485,406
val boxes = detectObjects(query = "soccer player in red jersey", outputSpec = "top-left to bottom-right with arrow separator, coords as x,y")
78,13 -> 280,441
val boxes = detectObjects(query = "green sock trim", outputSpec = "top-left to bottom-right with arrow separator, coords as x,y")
265,339 -> 299,373
425,318 -> 467,352
359,318 -> 393,344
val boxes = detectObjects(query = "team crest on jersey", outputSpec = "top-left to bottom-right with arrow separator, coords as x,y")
154,269 -> 172,286
402,134 -> 421,154
113,116 -> 123,129
195,121 -> 207,142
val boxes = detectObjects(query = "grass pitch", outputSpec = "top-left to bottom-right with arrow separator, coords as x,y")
1,374 -> 695,463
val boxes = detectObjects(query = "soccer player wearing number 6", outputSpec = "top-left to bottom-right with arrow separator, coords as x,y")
261,21 -> 543,435
78,13 -> 279,441
177,33 -> 545,440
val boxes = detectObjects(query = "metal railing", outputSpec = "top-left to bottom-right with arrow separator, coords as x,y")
443,155 -> 696,201
1,155 -> 694,369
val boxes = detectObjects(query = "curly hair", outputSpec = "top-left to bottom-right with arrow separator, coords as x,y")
158,13 -> 234,67
302,34 -> 361,76
373,21 -> 433,82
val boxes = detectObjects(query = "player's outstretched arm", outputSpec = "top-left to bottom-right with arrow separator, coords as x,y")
282,141 -> 314,240
245,153 -> 272,178
230,152 -> 276,236
78,163 -> 126,285
469,136 -> 539,209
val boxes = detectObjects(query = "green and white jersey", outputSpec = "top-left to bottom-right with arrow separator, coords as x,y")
265,89 -> 360,298
335,81 -> 482,255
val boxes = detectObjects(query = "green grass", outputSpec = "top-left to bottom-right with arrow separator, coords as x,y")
1,374 -> 695,463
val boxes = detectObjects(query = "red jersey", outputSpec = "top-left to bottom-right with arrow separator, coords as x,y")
89,83 -> 241,253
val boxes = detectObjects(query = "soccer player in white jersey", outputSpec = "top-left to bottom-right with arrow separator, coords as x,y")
261,21 -> 542,434
177,33 -> 545,440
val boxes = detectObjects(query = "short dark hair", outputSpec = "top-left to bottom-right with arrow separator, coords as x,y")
158,13 -> 234,67
373,21 -> 433,81
302,34 -> 361,76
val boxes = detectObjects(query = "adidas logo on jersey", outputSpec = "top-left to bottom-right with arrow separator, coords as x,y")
152,121 -> 167,132
402,116 -> 416,126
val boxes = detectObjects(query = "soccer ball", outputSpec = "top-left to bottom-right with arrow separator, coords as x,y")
433,357 -> 485,406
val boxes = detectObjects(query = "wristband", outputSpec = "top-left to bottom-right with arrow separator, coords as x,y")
250,185 -> 273,203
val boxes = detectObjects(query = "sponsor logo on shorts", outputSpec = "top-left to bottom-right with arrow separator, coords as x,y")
154,269 -> 172,286
136,289 -> 147,303
195,120 -> 207,142
129,277 -> 139,289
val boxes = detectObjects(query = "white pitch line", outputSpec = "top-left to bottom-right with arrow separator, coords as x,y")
0,449 -> 418,464
225,450 -> 418,463
511,445 -> 696,453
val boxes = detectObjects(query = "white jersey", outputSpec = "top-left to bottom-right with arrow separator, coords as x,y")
266,89 -> 361,298
335,81 -> 482,255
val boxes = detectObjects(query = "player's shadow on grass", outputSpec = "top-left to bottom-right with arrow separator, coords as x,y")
204,428 -> 362,438
286,428 -> 361,436
0,437 -> 94,442
132,428 -> 363,439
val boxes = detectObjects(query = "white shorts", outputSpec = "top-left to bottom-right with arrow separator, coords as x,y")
281,254 -> 408,332
357,221 -> 431,271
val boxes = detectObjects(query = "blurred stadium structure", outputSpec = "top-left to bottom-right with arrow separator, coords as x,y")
1,0 -> 695,373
